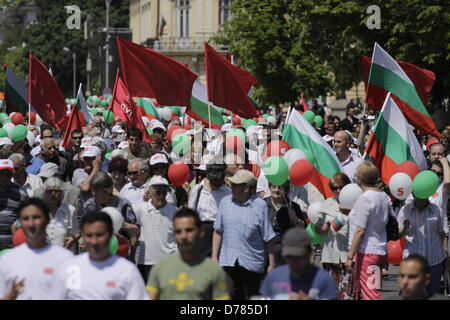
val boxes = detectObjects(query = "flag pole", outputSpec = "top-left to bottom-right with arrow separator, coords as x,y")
207,101 -> 212,129
102,69 -> 120,138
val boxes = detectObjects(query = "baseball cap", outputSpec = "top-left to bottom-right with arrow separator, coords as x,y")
82,146 -> 101,158
0,137 -> 13,147
281,227 -> 311,258
150,153 -> 168,166
80,137 -> 92,148
221,123 -> 233,133
118,141 -> 129,149
38,163 -> 59,178
226,170 -> 256,185
149,119 -> 166,131
147,175 -> 169,187
112,125 -> 125,134
0,159 -> 14,171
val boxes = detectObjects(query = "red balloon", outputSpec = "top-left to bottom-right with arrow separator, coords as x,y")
10,112 -> 24,125
232,116 -> 241,125
396,161 -> 420,180
116,234 -> 129,258
13,228 -> 26,247
289,160 -> 314,186
387,240 -> 404,265
266,140 -> 291,158
167,126 -> 186,144
26,112 -> 36,124
168,161 -> 190,186
225,136 -> 244,154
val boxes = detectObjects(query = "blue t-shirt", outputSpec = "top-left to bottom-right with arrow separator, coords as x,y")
260,265 -> 337,300
26,157 -> 45,175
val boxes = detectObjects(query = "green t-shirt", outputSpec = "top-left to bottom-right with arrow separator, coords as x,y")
147,253 -> 229,300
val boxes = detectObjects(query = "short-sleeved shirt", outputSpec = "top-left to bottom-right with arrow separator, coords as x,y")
52,253 -> 149,300
147,253 -> 229,300
260,265 -> 337,300
81,196 -> 137,225
340,153 -> 363,183
348,190 -> 391,255
188,180 -> 231,222
214,195 -> 276,273
13,174 -> 43,197
119,182 -> 147,203
46,203 -> 80,248
0,243 -> 73,299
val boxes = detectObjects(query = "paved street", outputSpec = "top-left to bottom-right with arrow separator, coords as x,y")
382,265 -> 400,299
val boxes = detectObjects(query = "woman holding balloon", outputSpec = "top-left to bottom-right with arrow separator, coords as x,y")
345,161 -> 393,300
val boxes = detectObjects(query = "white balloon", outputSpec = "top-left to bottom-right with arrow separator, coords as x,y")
3,123 -> 15,137
339,183 -> 363,209
26,131 -> 35,146
158,107 -> 173,121
284,148 -> 306,168
35,114 -> 44,126
101,207 -> 124,234
389,172 -> 413,200
307,202 -> 323,224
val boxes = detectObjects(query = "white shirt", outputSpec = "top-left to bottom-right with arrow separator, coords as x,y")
339,153 -> 363,183
13,174 -> 43,197
188,180 -> 231,222
132,201 -> 178,265
348,190 -> 392,255
46,203 -> 79,249
0,243 -> 73,300
52,253 -> 149,300
119,182 -> 146,203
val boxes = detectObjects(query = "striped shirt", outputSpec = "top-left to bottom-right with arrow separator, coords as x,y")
214,195 -> 276,273
397,201 -> 446,266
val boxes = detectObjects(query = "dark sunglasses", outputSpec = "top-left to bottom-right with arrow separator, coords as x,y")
72,136 -> 83,140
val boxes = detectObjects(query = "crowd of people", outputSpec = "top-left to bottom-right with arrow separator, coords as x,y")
0,98 -> 449,301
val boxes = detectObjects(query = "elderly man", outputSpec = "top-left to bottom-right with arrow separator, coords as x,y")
0,159 -> 29,250
12,140 -> 45,176
133,176 -> 178,283
9,153 -> 43,197
36,137 -> 70,181
120,158 -> 150,203
333,130 -> 362,182
212,170 -> 276,300
71,146 -> 102,194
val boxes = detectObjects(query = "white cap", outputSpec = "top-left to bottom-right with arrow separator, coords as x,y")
38,163 -> 59,178
110,149 -> 128,160
149,153 -> 168,166
258,118 -> 269,126
221,123 -> 233,133
118,141 -> 129,149
147,175 -> 169,187
80,137 -> 92,148
0,159 -> 14,171
112,125 -> 125,134
30,146 -> 41,157
267,116 -> 277,126
149,119 -> 166,131
0,137 -> 13,146
82,146 -> 101,158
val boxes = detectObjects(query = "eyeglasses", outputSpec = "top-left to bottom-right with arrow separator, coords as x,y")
72,136 -> 83,140
330,185 -> 345,191
128,171 -> 139,176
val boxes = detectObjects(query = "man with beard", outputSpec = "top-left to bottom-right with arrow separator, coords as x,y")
188,157 -> 231,256
52,211 -> 148,300
147,207 -> 229,300
0,198 -> 73,299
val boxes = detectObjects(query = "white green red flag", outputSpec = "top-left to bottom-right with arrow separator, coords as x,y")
75,83 -> 93,125
5,66 -> 34,114
186,80 -> 224,129
365,93 -> 427,184
136,97 -> 160,120
283,110 -> 343,198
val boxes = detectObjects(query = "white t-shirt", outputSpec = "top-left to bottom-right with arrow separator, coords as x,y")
348,190 -> 392,255
0,243 -> 73,300
52,253 -> 149,300
46,203 -> 80,249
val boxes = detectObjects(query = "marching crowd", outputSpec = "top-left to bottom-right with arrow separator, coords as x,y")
0,99 -> 449,300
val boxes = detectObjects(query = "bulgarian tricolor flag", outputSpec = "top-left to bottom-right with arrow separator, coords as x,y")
186,80 -> 224,130
4,66 -> 34,114
366,43 -> 439,137
136,97 -> 160,120
75,83 -> 93,126
283,110 -> 343,198
365,93 -> 427,185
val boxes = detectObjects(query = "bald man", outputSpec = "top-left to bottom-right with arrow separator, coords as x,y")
333,130 -> 362,182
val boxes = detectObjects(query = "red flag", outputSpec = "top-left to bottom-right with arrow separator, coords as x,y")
29,53 -> 67,130
116,37 -> 198,106
300,93 -> 309,111
108,70 -> 152,144
204,42 -> 260,118
62,106 -> 83,149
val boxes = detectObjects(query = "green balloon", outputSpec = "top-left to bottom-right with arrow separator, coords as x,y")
91,108 -> 99,116
0,248 -> 11,257
169,106 -> 181,116
65,98 -> 70,104
0,128 -> 7,138
87,96 -> 94,103
314,115 -> 323,128
262,114 -> 269,119
222,115 -> 228,123
109,235 -> 118,254
2,119 -> 11,124
243,119 -> 257,129
303,149 -> 315,164
96,97 -> 102,105
11,124 -> 27,142
102,110 -> 115,124
412,170 -> 440,199
0,112 -> 7,122
105,152 -> 112,160
306,223 -> 326,244
172,133 -> 191,155
303,111 -> 315,123
263,156 -> 289,186
226,128 -> 245,143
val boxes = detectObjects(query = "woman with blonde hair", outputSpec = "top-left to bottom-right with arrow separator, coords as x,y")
345,161 -> 394,300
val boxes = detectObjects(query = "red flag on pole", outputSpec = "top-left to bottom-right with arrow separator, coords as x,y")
62,106 -> 83,149
108,70 -> 152,143
300,93 -> 309,112
204,42 -> 259,118
116,37 -> 198,106
28,52 -> 67,130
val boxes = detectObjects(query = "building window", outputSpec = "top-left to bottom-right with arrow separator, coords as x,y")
219,0 -> 232,25
176,0 -> 190,38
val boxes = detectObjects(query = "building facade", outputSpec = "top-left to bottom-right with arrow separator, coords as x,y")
129,0 -> 231,81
